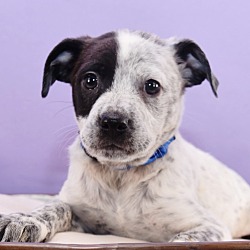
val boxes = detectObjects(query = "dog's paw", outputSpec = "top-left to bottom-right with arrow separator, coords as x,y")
0,213 -> 50,242
170,233 -> 200,242
169,229 -> 225,242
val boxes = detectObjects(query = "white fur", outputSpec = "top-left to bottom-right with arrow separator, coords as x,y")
53,51 -> 72,64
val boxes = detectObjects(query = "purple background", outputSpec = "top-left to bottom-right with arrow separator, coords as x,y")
0,0 -> 249,194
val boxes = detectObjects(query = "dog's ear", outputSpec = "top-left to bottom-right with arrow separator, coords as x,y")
174,39 -> 219,97
42,38 -> 85,98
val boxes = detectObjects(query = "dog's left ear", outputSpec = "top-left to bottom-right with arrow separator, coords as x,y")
174,39 -> 219,97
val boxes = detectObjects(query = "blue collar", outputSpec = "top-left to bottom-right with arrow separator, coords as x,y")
143,136 -> 176,166
80,136 -> 176,170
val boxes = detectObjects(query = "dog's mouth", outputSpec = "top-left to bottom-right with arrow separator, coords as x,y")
81,137 -> 134,155
90,137 -> 137,155
98,142 -> 135,158
101,144 -> 124,151
81,137 -> 157,168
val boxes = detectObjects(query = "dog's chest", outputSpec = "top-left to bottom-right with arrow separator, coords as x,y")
72,187 -> 147,233
67,172 -> 172,241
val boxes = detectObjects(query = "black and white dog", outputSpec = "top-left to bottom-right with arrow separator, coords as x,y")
1,30 -> 250,242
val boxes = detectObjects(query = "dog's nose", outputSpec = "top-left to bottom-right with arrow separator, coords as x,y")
99,113 -> 129,133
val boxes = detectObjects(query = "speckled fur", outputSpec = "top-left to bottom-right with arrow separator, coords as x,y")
1,30 -> 250,243
0,201 -> 71,242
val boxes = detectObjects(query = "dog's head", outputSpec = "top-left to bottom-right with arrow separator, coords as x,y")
42,30 -> 218,168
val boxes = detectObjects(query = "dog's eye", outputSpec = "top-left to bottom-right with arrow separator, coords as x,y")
145,79 -> 161,95
83,72 -> 98,90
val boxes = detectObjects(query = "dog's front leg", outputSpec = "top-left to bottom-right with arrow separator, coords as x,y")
170,220 -> 231,242
0,200 -> 72,242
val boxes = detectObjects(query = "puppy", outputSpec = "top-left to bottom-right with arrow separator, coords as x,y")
1,30 -> 250,243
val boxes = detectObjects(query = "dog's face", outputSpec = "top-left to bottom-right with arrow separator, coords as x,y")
42,30 -> 218,168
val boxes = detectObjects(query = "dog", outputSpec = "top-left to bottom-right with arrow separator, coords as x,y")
1,30 -> 250,243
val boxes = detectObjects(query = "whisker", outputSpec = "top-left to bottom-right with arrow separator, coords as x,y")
46,100 -> 72,104
54,124 -> 78,137
54,123 -> 78,157
57,130 -> 78,157
53,105 -> 74,118
183,111 -> 205,126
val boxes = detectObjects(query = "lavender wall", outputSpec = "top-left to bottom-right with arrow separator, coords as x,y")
0,0 -> 249,194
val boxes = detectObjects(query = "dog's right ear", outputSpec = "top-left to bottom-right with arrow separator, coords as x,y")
42,38 -> 84,98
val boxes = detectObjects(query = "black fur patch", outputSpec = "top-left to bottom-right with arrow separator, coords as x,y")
42,32 -> 118,118
71,32 -> 117,118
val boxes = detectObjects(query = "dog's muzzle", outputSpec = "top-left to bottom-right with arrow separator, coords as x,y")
80,135 -> 176,170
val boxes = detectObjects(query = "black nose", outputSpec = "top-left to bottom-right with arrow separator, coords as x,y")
99,113 -> 129,133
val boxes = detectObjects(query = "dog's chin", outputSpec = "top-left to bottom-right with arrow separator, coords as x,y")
85,144 -> 151,169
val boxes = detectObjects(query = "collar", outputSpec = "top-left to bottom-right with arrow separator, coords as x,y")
80,136 -> 176,170
143,136 -> 176,166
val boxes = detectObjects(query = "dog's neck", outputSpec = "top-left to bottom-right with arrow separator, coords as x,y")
80,136 -> 176,170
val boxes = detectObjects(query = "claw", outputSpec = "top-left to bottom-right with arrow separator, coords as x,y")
0,214 -> 46,242
0,216 -> 11,241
